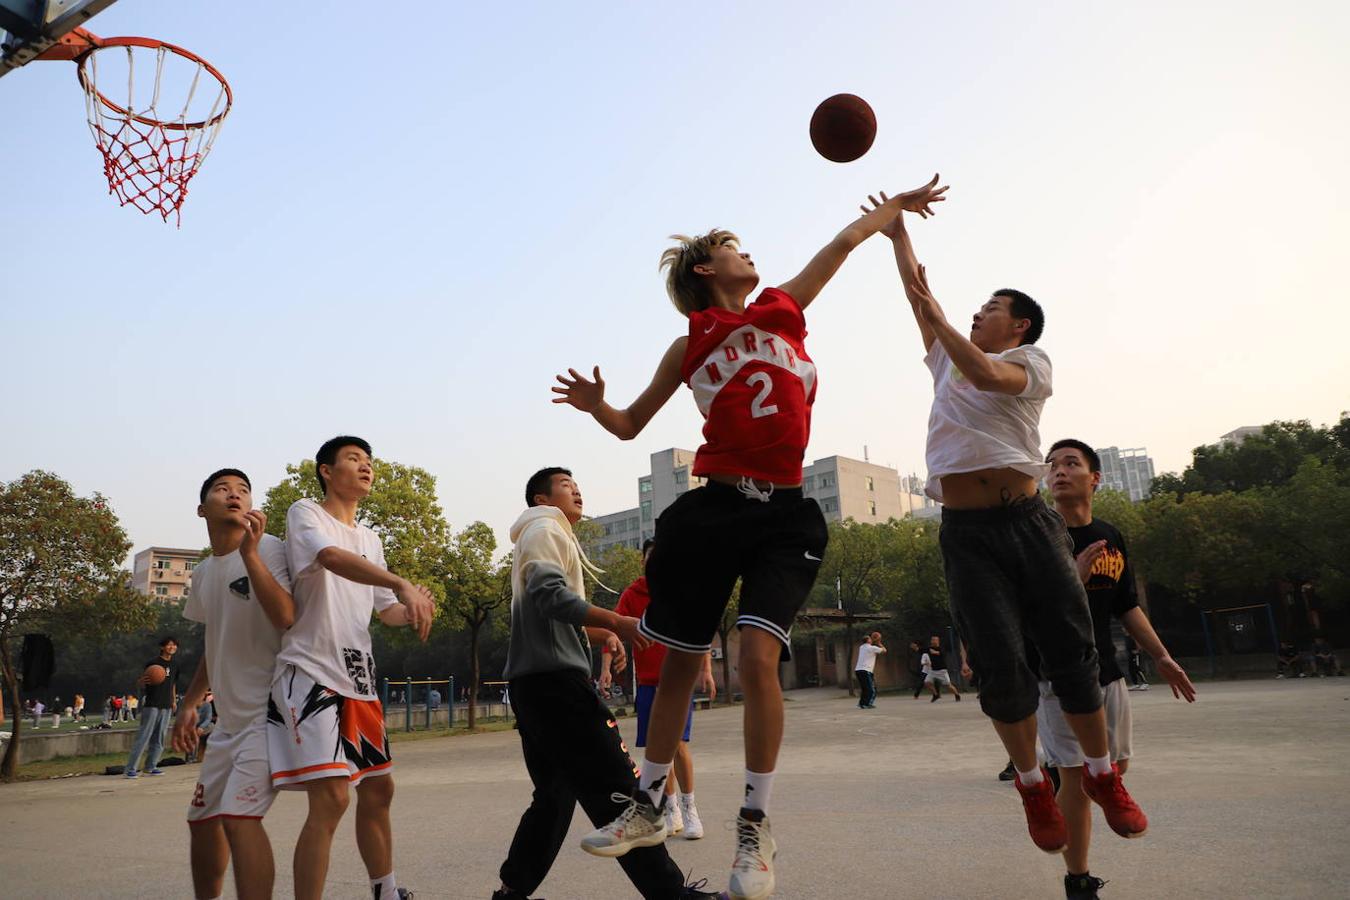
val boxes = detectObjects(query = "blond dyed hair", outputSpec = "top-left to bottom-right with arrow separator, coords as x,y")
659,229 -> 740,316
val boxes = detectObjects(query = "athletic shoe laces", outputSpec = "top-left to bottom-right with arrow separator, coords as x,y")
733,817 -> 770,869
602,792 -> 657,835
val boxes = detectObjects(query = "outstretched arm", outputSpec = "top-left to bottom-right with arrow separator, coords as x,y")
779,174 -> 947,310
908,267 -> 1031,395
876,208 -> 938,352
552,336 -> 686,440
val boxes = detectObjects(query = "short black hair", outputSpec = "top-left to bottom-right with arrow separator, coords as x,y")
641,538 -> 656,554
994,288 -> 1044,345
316,436 -> 372,495
1047,438 -> 1101,473
159,636 -> 178,648
526,467 -> 572,507
199,468 -> 250,504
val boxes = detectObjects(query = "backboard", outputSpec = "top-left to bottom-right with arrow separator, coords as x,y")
0,0 -> 118,78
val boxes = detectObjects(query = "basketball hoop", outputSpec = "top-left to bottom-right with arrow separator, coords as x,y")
40,28 -> 231,225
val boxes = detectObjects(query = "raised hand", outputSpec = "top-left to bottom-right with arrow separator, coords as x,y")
551,367 -> 606,413
240,510 -> 267,556
1074,539 -> 1108,585
897,173 -> 949,217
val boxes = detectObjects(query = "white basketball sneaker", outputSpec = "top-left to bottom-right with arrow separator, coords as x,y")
579,792 -> 668,858
680,795 -> 705,840
728,807 -> 776,900
665,793 -> 684,835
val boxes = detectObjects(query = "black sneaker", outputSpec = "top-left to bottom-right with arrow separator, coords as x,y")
679,871 -> 728,899
1065,872 -> 1107,899
491,888 -> 543,900
998,760 -> 1016,781
397,890 -> 415,900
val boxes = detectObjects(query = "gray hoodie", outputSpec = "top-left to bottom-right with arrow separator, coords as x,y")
503,505 -> 599,680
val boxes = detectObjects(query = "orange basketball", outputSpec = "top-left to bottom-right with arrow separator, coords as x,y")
143,664 -> 167,686
809,93 -> 877,163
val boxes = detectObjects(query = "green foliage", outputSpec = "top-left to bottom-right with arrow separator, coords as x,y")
261,457 -> 450,591
0,471 -> 156,780
1153,415 -> 1350,496
589,543 -> 642,609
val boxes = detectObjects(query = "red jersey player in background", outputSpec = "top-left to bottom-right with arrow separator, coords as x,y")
600,539 -> 717,840
553,174 -> 948,900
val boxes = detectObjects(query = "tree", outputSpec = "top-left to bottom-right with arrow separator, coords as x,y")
261,458 -> 451,618
1152,415 -> 1350,496
0,472 -> 155,781
812,519 -> 889,693
440,523 -> 510,730
880,518 -> 950,645
588,543 -> 642,610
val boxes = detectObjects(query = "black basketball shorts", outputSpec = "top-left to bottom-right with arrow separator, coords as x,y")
639,481 -> 828,662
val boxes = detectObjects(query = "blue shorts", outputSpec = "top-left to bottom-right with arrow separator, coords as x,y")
634,684 -> 693,747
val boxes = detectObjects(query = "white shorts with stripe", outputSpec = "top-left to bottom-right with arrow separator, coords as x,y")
267,664 -> 392,789
185,719 -> 276,821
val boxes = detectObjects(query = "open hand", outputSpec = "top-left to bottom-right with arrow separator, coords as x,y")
612,615 -> 651,653
552,367 -> 606,413
1156,656 -> 1197,703
898,173 -> 949,217
1074,540 -> 1108,585
397,581 -> 438,641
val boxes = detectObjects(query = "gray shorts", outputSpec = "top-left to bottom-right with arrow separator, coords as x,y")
1037,677 -> 1133,767
924,670 -> 952,686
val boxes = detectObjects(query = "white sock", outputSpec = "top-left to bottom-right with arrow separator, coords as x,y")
1084,754 -> 1112,777
743,769 -> 775,813
370,872 -> 397,899
639,759 -> 672,807
1016,764 -> 1044,786
679,790 -> 696,808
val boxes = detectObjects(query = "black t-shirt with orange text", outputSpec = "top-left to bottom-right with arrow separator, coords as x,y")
1067,518 -> 1138,686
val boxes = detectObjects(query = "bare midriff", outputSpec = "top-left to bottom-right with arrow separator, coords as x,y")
939,468 -> 1039,510
707,473 -> 803,490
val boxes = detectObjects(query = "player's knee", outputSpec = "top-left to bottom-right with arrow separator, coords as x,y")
357,773 -> 395,809
220,816 -> 264,840
306,778 -> 351,821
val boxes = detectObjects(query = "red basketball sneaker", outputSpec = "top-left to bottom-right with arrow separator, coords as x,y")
1015,770 -> 1067,853
1081,764 -> 1148,838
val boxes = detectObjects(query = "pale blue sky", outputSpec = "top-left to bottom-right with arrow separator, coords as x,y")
3,1 -> 1347,563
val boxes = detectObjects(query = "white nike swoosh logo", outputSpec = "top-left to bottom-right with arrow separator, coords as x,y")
704,322 -> 717,334
804,551 -> 821,561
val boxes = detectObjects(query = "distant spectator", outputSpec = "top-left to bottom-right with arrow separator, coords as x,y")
1276,641 -> 1306,678
428,687 -> 442,710
187,691 -> 217,764
73,693 -> 86,721
1312,638 -> 1344,677
128,693 -> 139,720
31,699 -> 45,728
124,636 -> 180,778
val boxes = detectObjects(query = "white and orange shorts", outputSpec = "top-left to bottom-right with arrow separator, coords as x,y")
185,719 -> 276,821
266,664 -> 392,788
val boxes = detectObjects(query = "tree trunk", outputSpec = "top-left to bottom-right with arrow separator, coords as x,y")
467,623 -> 480,731
1,636 -> 22,782
717,625 -> 732,704
845,619 -> 856,696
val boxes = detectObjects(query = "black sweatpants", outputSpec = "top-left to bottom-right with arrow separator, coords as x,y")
499,670 -> 685,900
939,497 -> 1102,723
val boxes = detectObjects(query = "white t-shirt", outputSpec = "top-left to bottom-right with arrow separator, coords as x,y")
855,643 -> 883,673
275,499 -> 400,699
923,341 -> 1053,501
184,536 -> 291,734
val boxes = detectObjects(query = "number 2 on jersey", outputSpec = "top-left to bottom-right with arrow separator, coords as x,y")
746,371 -> 779,418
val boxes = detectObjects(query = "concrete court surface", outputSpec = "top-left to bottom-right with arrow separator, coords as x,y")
0,679 -> 1346,899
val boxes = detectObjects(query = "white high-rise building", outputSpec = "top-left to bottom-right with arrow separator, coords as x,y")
1098,446 -> 1155,501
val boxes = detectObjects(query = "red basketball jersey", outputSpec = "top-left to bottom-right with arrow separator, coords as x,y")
682,287 -> 817,484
